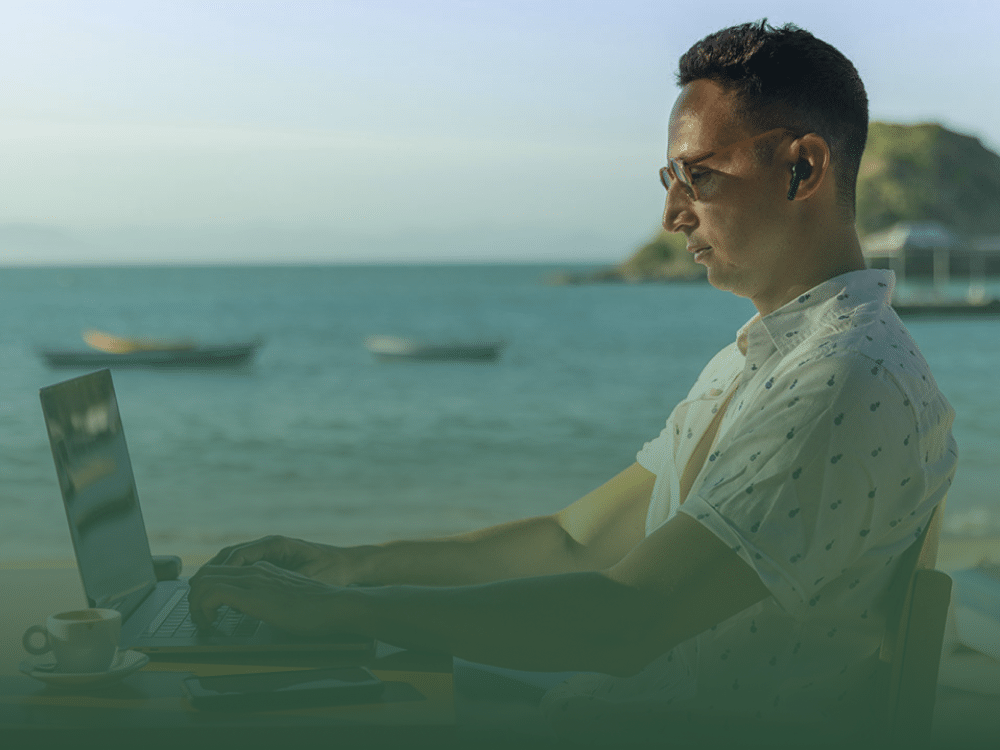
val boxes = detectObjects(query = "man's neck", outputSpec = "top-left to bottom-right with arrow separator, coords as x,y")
751,222 -> 866,317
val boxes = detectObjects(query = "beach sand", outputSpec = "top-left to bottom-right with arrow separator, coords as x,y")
938,535 -> 1000,572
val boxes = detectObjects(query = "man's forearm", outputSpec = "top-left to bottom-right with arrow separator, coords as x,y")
341,571 -> 661,676
348,464 -> 655,588
350,515 -> 590,586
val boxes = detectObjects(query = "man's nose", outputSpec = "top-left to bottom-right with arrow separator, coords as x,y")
662,182 -> 696,233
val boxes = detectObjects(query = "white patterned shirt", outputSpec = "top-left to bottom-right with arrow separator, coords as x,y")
543,269 -> 957,736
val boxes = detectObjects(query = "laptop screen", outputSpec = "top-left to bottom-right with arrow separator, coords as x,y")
40,369 -> 157,612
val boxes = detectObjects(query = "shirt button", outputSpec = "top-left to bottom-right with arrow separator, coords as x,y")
708,388 -> 723,397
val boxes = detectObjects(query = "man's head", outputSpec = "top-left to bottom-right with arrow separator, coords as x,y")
676,20 -> 868,213
661,21 -> 869,315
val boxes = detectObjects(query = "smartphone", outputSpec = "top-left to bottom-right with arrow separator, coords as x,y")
181,666 -> 384,712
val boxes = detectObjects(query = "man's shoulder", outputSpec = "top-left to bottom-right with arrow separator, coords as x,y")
782,304 -> 932,388
753,315 -> 932,424
749,317 -> 957,460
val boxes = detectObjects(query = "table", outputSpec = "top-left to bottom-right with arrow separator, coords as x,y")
0,566 -> 458,750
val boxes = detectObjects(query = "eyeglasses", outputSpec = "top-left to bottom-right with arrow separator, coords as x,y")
659,127 -> 795,201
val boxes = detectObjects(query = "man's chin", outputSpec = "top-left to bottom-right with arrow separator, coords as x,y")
704,268 -> 746,299
704,267 -> 728,291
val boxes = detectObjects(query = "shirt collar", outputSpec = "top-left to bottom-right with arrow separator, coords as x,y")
736,269 -> 896,360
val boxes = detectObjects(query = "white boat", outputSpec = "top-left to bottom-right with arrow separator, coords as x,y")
364,335 -> 505,363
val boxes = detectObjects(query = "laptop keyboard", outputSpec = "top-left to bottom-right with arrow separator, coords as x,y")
143,588 -> 260,639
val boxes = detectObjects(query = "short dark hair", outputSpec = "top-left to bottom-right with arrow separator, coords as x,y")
677,20 -> 868,214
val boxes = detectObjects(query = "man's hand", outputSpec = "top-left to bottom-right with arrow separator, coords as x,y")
202,535 -> 363,586
187,560 -> 353,637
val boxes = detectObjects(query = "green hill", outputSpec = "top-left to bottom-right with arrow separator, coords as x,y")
614,230 -> 703,282
561,122 -> 1000,284
857,122 -> 1000,237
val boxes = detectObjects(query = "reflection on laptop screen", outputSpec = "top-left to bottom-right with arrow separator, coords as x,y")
40,369 -> 157,611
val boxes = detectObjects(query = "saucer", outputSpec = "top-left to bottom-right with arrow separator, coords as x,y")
20,649 -> 150,687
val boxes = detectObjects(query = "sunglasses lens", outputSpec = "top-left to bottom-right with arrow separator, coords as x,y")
662,160 -> 696,199
674,159 -> 695,197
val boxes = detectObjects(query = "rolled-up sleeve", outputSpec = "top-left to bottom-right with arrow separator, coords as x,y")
678,352 -> 945,618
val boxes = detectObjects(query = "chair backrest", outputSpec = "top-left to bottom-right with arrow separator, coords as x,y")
877,501 -> 952,743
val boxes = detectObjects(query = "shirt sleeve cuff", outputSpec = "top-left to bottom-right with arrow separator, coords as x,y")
678,495 -> 811,619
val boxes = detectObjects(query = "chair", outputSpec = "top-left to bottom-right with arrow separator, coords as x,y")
739,503 -> 954,748
576,504 -> 957,749
875,501 -> 952,745
743,502 -> 953,748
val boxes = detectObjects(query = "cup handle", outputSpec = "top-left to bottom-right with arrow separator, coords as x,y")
22,625 -> 51,655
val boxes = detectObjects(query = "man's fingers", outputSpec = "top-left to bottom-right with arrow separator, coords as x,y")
187,562 -> 341,638
251,560 -> 283,572
205,551 -> 229,566
218,545 -> 267,568
190,581 -> 253,628
207,544 -> 258,568
188,572 -> 267,625
188,562 -> 294,622
206,542 -> 247,566
205,536 -> 292,569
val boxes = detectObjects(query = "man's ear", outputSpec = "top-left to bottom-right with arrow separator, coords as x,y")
784,133 -> 830,202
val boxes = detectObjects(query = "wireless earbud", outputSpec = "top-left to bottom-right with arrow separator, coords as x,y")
787,160 -> 812,200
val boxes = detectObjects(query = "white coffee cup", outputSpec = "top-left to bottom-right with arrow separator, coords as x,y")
22,608 -> 121,673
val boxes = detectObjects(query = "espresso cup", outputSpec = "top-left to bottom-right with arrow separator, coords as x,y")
22,608 -> 121,673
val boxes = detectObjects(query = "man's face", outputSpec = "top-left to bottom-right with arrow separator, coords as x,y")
663,79 -> 796,309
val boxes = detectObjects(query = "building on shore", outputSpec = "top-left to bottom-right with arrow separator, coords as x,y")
862,221 -> 1000,286
861,221 -> 1000,285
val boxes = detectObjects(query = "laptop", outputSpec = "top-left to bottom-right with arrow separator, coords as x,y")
39,368 -> 374,655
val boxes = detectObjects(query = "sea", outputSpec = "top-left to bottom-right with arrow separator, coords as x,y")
1,263 -> 997,563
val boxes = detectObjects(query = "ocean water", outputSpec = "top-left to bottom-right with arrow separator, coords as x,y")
0,264 -> 997,562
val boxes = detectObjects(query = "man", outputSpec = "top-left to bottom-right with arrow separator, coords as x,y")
189,20 -> 956,739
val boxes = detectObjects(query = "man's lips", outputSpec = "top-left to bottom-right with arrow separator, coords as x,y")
688,245 -> 711,261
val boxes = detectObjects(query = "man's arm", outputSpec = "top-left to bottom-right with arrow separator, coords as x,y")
357,462 -> 657,584
188,510 -> 771,677
205,462 -> 656,587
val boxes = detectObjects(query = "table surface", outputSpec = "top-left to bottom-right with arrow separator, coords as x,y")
1,566 -> 456,745
6,566 -> 1000,749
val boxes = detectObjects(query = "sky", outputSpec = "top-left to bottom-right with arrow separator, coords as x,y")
1,0 -> 998,264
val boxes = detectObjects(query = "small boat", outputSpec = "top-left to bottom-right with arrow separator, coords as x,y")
364,335 -> 505,363
38,330 -> 263,369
